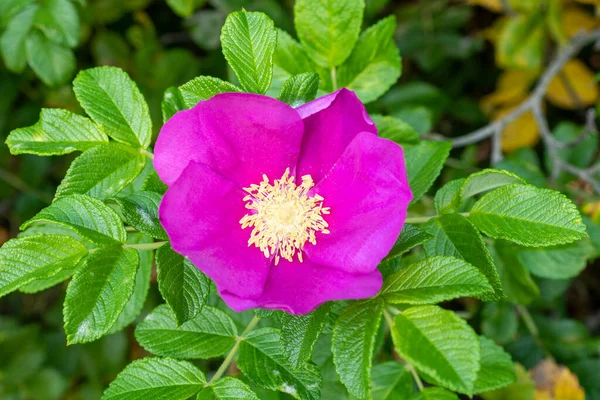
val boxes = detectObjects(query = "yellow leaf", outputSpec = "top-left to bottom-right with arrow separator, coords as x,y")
562,6 -> 599,38
481,70 -> 538,112
468,0 -> 503,12
497,107 -> 540,152
547,59 -> 599,109
535,391 -> 554,400
554,369 -> 585,400
531,359 -> 586,400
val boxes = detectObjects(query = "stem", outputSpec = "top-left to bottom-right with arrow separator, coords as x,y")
125,241 -> 167,250
407,363 -> 424,391
516,305 -> 554,359
405,213 -> 469,224
330,67 -> 338,91
143,149 -> 155,160
383,309 -> 394,328
209,316 -> 260,383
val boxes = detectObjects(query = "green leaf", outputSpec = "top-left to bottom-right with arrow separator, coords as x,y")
6,108 -> 108,156
497,13 -> 545,70
64,246 -> 139,344
135,304 -> 237,359
518,241 -> 592,279
0,235 -> 87,298
19,259 -> 83,294
55,143 -> 146,200
470,184 -> 587,247
473,337 -> 516,394
371,362 -> 412,400
161,87 -> 186,123
384,224 -> 431,261
156,243 -> 211,325
434,179 -> 465,215
0,5 -> 37,72
480,364 -> 534,400
404,140 -> 452,203
221,11 -> 277,94
278,72 -> 319,107
166,0 -> 194,17
238,328 -> 322,400
337,16 -> 401,103
294,0 -> 364,67
102,357 -> 206,400
281,303 -> 331,369
0,0 -> 33,26
33,0 -> 79,48
491,241 -> 539,304
197,377 -> 259,400
179,76 -> 241,108
372,115 -> 419,146
142,172 -> 167,195
381,256 -> 493,305
21,194 -> 126,245
73,66 -> 152,148
423,214 -> 503,300
461,169 -> 525,200
332,298 -> 384,399
392,305 -> 480,394
481,302 -> 518,344
272,29 -> 316,83
26,30 -> 75,87
116,191 -> 167,240
410,387 -> 459,400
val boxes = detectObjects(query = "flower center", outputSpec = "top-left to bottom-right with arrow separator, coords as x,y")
239,168 -> 330,265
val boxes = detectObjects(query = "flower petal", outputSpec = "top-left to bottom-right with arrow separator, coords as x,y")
295,88 -> 377,182
304,131 -> 412,274
154,93 -> 304,186
220,258 -> 382,315
159,161 -> 271,298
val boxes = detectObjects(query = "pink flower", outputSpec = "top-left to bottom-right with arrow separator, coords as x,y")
155,89 -> 412,314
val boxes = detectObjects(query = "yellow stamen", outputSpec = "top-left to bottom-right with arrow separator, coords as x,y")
239,168 -> 330,264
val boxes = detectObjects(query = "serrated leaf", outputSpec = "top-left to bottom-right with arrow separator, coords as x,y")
19,258 -> 84,294
55,143 -> 146,200
272,29 -> 316,84
197,377 -> 259,400
384,224 -> 432,261
332,298 -> 384,399
337,16 -> 401,103
470,184 -> 587,247
371,362 -> 412,400
135,304 -> 237,359
518,241 -> 591,280
461,169 -> 524,200
64,246 -> 139,344
294,0 -> 364,67
278,73 -> 319,107
116,191 -> 167,240
156,243 -> 210,325
479,363 -> 534,400
409,387 -> 459,400
33,0 -> 79,48
238,328 -> 322,400
0,235 -> 87,298
372,115 -> 419,146
404,140 -> 451,203
392,306 -> 480,394
491,241 -> 539,304
473,337 -> 516,394
281,303 -> 331,369
220,11 -> 277,94
381,256 -> 493,304
161,87 -> 186,123
102,357 -> 205,400
141,172 -> 168,194
6,108 -> 108,156
434,179 -> 465,215
423,214 -> 503,300
0,5 -> 37,72
179,76 -> 241,108
21,194 -> 126,245
73,66 -> 152,148
26,30 -> 75,87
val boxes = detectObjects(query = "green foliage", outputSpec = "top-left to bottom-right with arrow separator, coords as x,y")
278,72 -> 320,107
115,191 -> 167,240
197,377 -> 260,400
473,337 -> 516,394
404,140 -> 452,203
179,76 -> 241,108
371,362 -> 412,400
25,30 -> 76,86
372,114 -> 420,146
384,224 -> 431,261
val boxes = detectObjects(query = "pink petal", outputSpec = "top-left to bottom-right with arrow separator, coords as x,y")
304,132 -> 412,274
220,258 -> 383,315
295,88 -> 377,183
159,161 -> 271,298
154,93 -> 304,186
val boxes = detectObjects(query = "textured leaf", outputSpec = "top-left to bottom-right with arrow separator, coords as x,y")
33,0 -> 79,48
135,305 -> 237,359
116,191 -> 167,240
294,0 -> 364,67
404,140 -> 452,203
64,246 -> 139,344
26,30 -> 75,87
381,256 -> 493,304
371,362 -> 412,400
179,76 -> 241,108
384,224 -> 431,261
55,143 -> 146,200
21,194 -> 126,245
161,87 -> 186,123
470,184 -> 587,247
0,5 -> 36,72
281,303 -> 331,369
238,328 -> 323,400
461,169 -> 524,200
332,298 -> 384,399
410,387 -> 459,400
473,337 -> 516,394
423,214 -> 503,300
0,235 -> 87,298
434,179 -> 465,215
19,259 -> 83,294
197,377 -> 259,400
392,306 -> 480,394
479,363 -> 535,400
6,108 -> 108,156
272,29 -> 315,83
141,172 -> 167,194
338,16 -> 401,103
221,11 -> 277,94
102,357 -> 205,400
156,243 -> 210,325
372,115 -> 419,146
73,66 -> 152,148
518,241 -> 592,280
278,73 -> 319,107
491,241 -> 539,304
